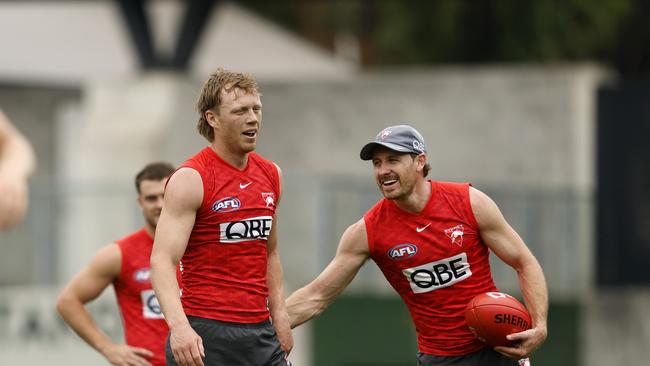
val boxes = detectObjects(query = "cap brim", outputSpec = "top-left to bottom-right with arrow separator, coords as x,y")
359,141 -> 414,160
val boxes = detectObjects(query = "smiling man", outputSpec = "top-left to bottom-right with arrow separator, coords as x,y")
150,68 -> 292,366
286,125 -> 548,366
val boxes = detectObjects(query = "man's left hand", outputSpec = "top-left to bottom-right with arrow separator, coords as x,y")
494,326 -> 547,359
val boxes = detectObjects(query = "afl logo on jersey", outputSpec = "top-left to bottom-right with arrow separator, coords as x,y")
388,243 -> 418,260
212,197 -> 241,212
134,268 -> 151,283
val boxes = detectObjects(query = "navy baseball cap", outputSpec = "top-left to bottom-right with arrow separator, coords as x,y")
360,125 -> 427,160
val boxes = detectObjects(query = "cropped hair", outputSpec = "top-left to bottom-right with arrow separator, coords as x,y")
135,162 -> 175,193
196,68 -> 260,142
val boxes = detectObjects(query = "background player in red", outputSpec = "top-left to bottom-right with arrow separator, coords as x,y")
150,68 -> 292,366
57,162 -> 176,366
0,109 -> 35,230
286,125 -> 548,366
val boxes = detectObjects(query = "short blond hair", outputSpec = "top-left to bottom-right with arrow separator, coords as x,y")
196,68 -> 260,142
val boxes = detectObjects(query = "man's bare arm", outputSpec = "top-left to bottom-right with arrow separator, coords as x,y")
470,187 -> 548,358
150,168 -> 204,366
0,109 -> 36,230
0,110 -> 35,178
286,219 -> 370,328
56,244 -> 154,366
267,215 -> 293,353
266,164 -> 293,353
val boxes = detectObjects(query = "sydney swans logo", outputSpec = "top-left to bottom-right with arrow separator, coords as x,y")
444,225 -> 464,246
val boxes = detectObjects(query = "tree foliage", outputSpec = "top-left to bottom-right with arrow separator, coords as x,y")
241,0 -> 649,75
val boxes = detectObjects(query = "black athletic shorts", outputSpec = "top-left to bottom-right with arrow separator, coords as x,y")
417,347 -> 530,366
166,316 -> 289,366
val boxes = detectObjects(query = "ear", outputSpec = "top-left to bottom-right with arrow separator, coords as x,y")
415,154 -> 427,172
205,109 -> 220,130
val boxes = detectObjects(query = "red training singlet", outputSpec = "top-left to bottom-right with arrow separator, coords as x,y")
114,228 -> 171,366
364,181 -> 498,356
178,147 -> 280,323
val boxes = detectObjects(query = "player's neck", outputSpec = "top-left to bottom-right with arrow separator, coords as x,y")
210,143 -> 249,170
393,179 -> 431,214
144,224 -> 155,239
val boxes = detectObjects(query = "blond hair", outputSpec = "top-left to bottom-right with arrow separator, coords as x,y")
196,68 -> 260,142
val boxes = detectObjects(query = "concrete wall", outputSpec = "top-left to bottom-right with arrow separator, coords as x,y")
583,289 -> 650,366
259,66 -> 600,188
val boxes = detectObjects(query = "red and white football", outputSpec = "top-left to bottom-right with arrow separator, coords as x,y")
464,292 -> 531,346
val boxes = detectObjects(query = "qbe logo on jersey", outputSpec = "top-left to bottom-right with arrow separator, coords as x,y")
140,289 -> 164,319
402,252 -> 472,293
220,216 -> 273,243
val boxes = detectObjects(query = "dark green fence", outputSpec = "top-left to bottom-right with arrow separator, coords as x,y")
313,295 -> 579,366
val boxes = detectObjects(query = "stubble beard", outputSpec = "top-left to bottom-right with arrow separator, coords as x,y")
146,215 -> 159,230
384,179 -> 415,201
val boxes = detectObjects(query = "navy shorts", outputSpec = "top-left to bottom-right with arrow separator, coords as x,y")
166,316 -> 289,366
417,347 -> 530,366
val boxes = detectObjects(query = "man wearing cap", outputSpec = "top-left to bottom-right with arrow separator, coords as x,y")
286,125 -> 548,365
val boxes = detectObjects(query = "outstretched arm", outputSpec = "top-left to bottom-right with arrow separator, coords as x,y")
150,168 -> 204,366
56,244 -> 154,366
0,109 -> 36,230
470,187 -> 548,359
286,219 -> 370,328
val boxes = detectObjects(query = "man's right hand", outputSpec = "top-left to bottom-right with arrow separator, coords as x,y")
170,323 -> 205,366
101,343 -> 154,366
